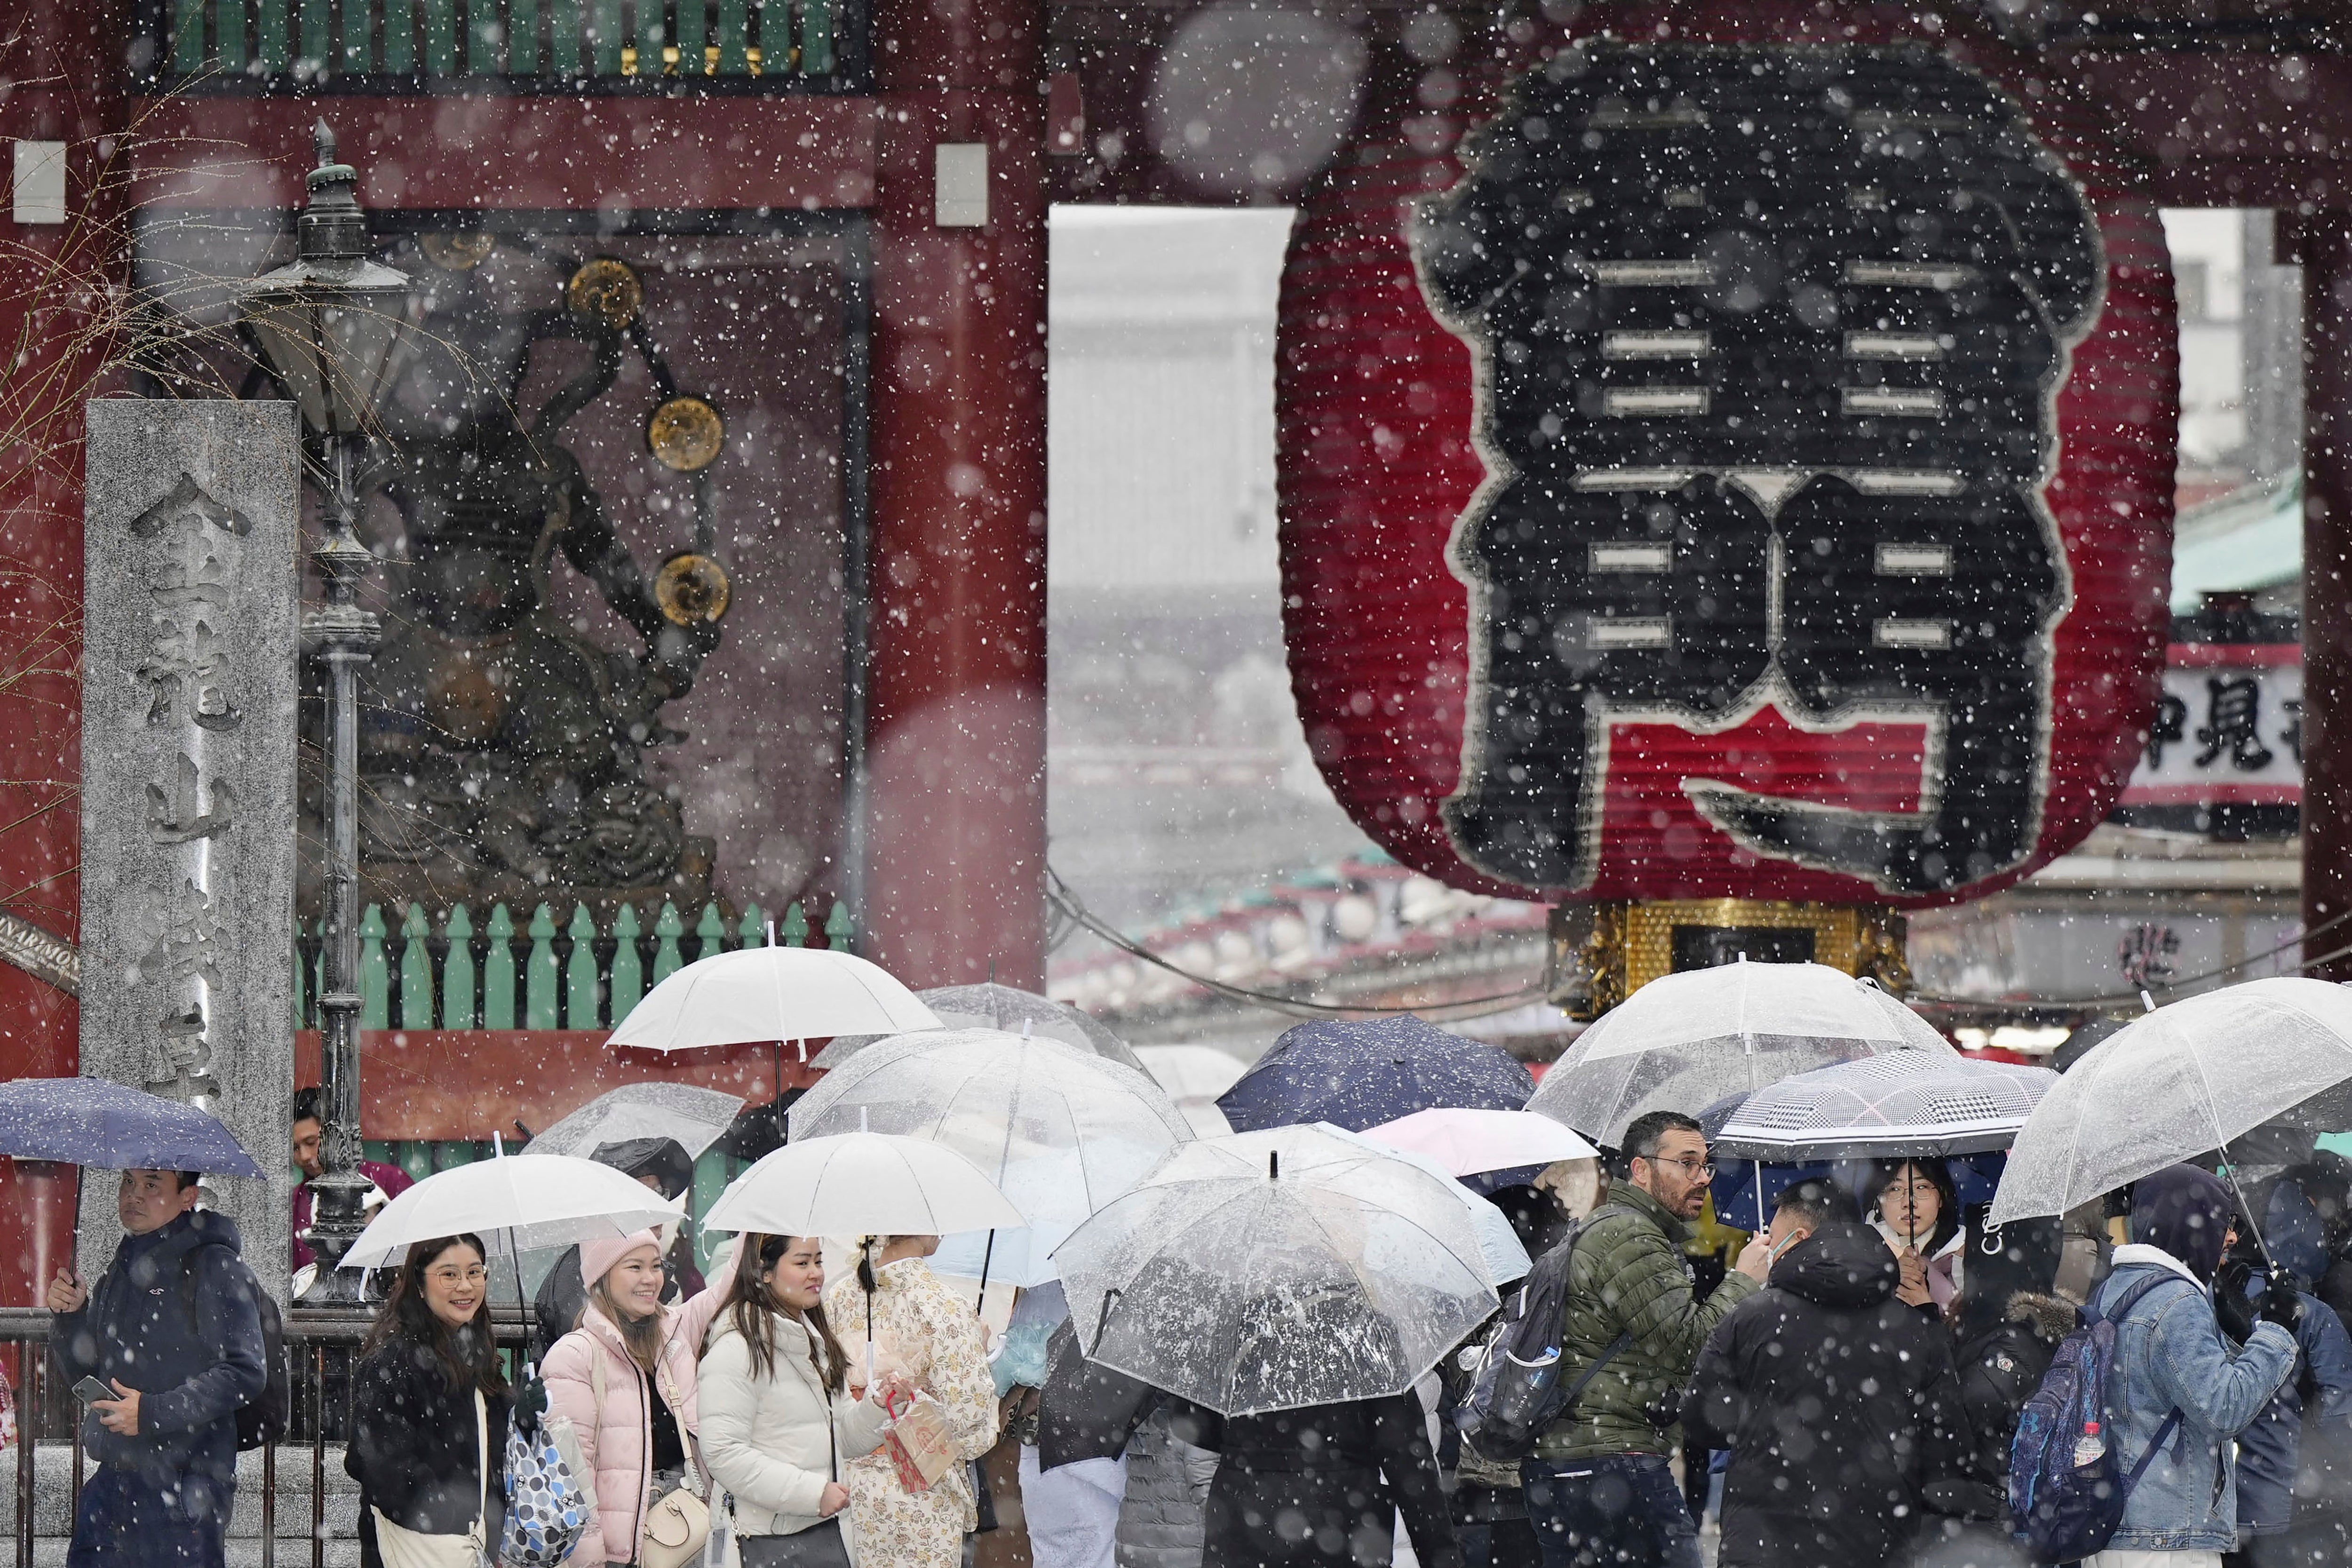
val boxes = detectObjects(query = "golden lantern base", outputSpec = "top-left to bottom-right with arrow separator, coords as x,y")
1546,899 -> 1911,1021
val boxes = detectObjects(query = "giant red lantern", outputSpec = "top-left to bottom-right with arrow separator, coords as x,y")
1276,3 -> 2177,989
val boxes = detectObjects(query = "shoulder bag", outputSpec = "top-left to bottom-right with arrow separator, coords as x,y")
594,1344 -> 712,1568
372,1388 -> 489,1568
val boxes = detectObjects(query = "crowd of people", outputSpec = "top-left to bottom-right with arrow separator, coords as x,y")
36,1103 -> 2352,1568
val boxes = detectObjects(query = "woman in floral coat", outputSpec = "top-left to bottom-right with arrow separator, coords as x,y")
822,1235 -> 998,1568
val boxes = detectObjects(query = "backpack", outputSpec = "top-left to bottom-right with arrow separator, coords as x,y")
180,1249 -> 292,1449
2007,1270 -> 2188,1562
1454,1218 -> 1633,1464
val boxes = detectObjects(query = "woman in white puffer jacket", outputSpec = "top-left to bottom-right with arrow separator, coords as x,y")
700,1235 -> 907,1568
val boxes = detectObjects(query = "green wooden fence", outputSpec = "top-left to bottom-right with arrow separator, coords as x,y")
299,895 -> 855,1033
159,0 -> 842,82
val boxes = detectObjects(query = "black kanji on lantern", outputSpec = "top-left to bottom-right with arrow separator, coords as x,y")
1413,43 -> 2104,895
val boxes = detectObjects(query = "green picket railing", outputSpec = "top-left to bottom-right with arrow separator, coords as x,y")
155,0 -> 844,83
299,896 -> 855,1034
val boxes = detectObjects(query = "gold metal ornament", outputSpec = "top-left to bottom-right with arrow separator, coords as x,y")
1547,899 -> 1911,1019
646,395 -> 725,472
567,257 -> 645,330
421,232 -> 498,271
653,552 -> 731,625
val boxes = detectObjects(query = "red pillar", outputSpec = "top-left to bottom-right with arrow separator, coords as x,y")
0,3 -> 130,1302
861,0 -> 1049,988
2302,212 -> 2352,980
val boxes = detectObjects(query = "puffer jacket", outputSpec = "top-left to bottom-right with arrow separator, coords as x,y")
542,1283 -> 729,1566
1531,1183 -> 1757,1462
1116,1406 -> 1218,1568
1922,1290 -> 2075,1522
699,1312 -> 891,1537
2090,1246 -> 2297,1553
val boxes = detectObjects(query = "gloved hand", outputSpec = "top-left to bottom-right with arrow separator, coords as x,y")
2213,1259 -> 2259,1345
2262,1274 -> 2306,1332
514,1376 -> 549,1424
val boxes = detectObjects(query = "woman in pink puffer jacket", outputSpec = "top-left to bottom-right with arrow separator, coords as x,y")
543,1230 -> 730,1568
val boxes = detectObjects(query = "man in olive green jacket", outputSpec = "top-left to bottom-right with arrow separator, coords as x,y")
1523,1110 -> 1769,1568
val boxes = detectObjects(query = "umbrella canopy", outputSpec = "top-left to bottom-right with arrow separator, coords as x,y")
346,1152 -> 680,1267
1711,1054 -> 2058,1162
1527,961 -> 1955,1147
702,1130 -> 1025,1238
607,947 -> 942,1052
523,1084 -> 745,1163
1216,1015 -> 1535,1134
1137,1046 -> 1247,1139
818,984 -> 1144,1070
0,1078 -> 265,1178
931,1150 -> 1090,1286
1991,977 -> 2352,1224
1360,1107 -> 1599,1177
788,1028 -> 1192,1231
1320,1125 -> 1530,1285
1055,1124 -> 1499,1416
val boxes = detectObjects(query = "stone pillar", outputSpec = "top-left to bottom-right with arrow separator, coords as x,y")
77,400 -> 302,1298
2299,214 -> 2352,980
861,0 -> 1050,988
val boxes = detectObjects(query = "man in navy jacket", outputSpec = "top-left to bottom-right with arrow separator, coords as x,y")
48,1169 -> 267,1568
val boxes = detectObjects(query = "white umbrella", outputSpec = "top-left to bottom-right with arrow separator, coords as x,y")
1528,960 -> 1954,1146
1991,977 -> 2352,1225
1712,1053 -> 2057,1162
345,1150 -> 680,1268
1360,1106 -> 1599,1176
607,947 -> 943,1053
1055,1124 -> 1498,1416
701,1130 -> 1026,1237
522,1083 -> 746,1161
1321,1125 -> 1530,1285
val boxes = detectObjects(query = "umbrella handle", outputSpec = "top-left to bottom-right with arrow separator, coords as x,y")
1091,1287 -> 1122,1355
2216,1141 -> 2280,1275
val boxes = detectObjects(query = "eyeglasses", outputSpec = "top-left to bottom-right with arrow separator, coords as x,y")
1645,1154 -> 1713,1181
428,1266 -> 489,1287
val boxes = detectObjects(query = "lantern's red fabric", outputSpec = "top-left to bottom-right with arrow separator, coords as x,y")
1275,2 -> 2177,907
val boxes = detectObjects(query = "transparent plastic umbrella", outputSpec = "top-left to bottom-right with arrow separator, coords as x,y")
521,1084 -> 746,1162
1320,1124 -> 1530,1285
1054,1124 -> 1499,1416
1528,960 -> 1955,1146
1990,977 -> 2352,1225
787,1028 -> 1192,1232
701,1131 -> 1026,1237
818,984 -> 1144,1070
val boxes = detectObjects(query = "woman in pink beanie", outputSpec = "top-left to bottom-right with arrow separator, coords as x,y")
542,1228 -> 731,1568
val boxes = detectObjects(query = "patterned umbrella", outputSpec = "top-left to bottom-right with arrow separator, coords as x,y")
1710,1054 -> 2058,1162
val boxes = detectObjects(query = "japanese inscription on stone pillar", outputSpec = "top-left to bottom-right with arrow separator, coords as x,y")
79,400 -> 301,1299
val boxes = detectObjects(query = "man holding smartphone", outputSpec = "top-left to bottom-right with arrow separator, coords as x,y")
47,1168 -> 267,1568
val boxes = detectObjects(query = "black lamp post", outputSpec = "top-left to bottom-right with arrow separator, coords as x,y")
241,122 -> 411,1305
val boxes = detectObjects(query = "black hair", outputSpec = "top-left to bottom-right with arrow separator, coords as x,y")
292,1087 -> 324,1126
362,1234 -> 509,1398
1776,1178 -> 1856,1233
1613,1111 -> 1702,1178
1860,1157 -> 1961,1254
728,1234 -> 849,1394
176,1171 -> 202,1192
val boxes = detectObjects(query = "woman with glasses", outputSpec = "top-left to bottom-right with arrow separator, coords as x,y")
348,1234 -> 510,1568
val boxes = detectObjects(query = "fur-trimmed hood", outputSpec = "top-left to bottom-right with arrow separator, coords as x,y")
2004,1290 -> 2078,1345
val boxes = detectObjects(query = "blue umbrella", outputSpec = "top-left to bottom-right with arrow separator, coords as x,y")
0,1078 -> 265,1177
1216,1015 -> 1536,1134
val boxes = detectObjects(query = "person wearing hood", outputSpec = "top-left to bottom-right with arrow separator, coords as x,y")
532,1137 -> 706,1362
1681,1178 -> 1969,1568
2210,1213 -> 2352,1568
1860,1157 -> 1963,1316
542,1228 -> 731,1568
48,1170 -> 268,1568
2085,1164 -> 2300,1568
1916,1215 -> 2075,1568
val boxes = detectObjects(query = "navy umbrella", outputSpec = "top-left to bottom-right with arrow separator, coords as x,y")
0,1077 -> 265,1177
1216,1015 -> 1535,1134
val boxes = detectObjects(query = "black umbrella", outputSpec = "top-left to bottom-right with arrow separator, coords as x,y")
1038,1319 -> 1157,1471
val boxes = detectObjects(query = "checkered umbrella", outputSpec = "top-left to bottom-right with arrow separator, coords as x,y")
1711,1053 -> 2058,1163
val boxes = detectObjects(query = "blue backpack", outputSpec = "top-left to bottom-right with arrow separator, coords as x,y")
1454,1219 -> 1632,1464
2008,1271 -> 2188,1562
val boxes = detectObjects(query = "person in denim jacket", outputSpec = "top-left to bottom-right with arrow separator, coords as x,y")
2087,1167 -> 2298,1568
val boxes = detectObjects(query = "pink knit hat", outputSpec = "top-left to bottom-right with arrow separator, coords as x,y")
581,1228 -> 663,1292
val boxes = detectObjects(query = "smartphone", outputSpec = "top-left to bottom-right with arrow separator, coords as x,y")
72,1377 -> 113,1406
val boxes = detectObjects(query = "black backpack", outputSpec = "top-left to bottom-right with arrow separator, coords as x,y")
180,1250 -> 291,1449
1453,1218 -> 1633,1463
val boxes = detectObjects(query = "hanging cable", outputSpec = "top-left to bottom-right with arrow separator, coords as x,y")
1045,866 -> 1552,1022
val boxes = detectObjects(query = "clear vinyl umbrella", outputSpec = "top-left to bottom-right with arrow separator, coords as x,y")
521,1083 -> 746,1162
1054,1124 -> 1499,1416
1528,960 -> 1954,1147
1991,976 -> 2352,1225
787,1028 -> 1193,1232
817,983 -> 1145,1070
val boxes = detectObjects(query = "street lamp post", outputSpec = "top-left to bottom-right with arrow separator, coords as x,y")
241,123 -> 412,1305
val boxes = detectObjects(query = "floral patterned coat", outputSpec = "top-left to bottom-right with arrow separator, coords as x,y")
821,1258 -> 999,1568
